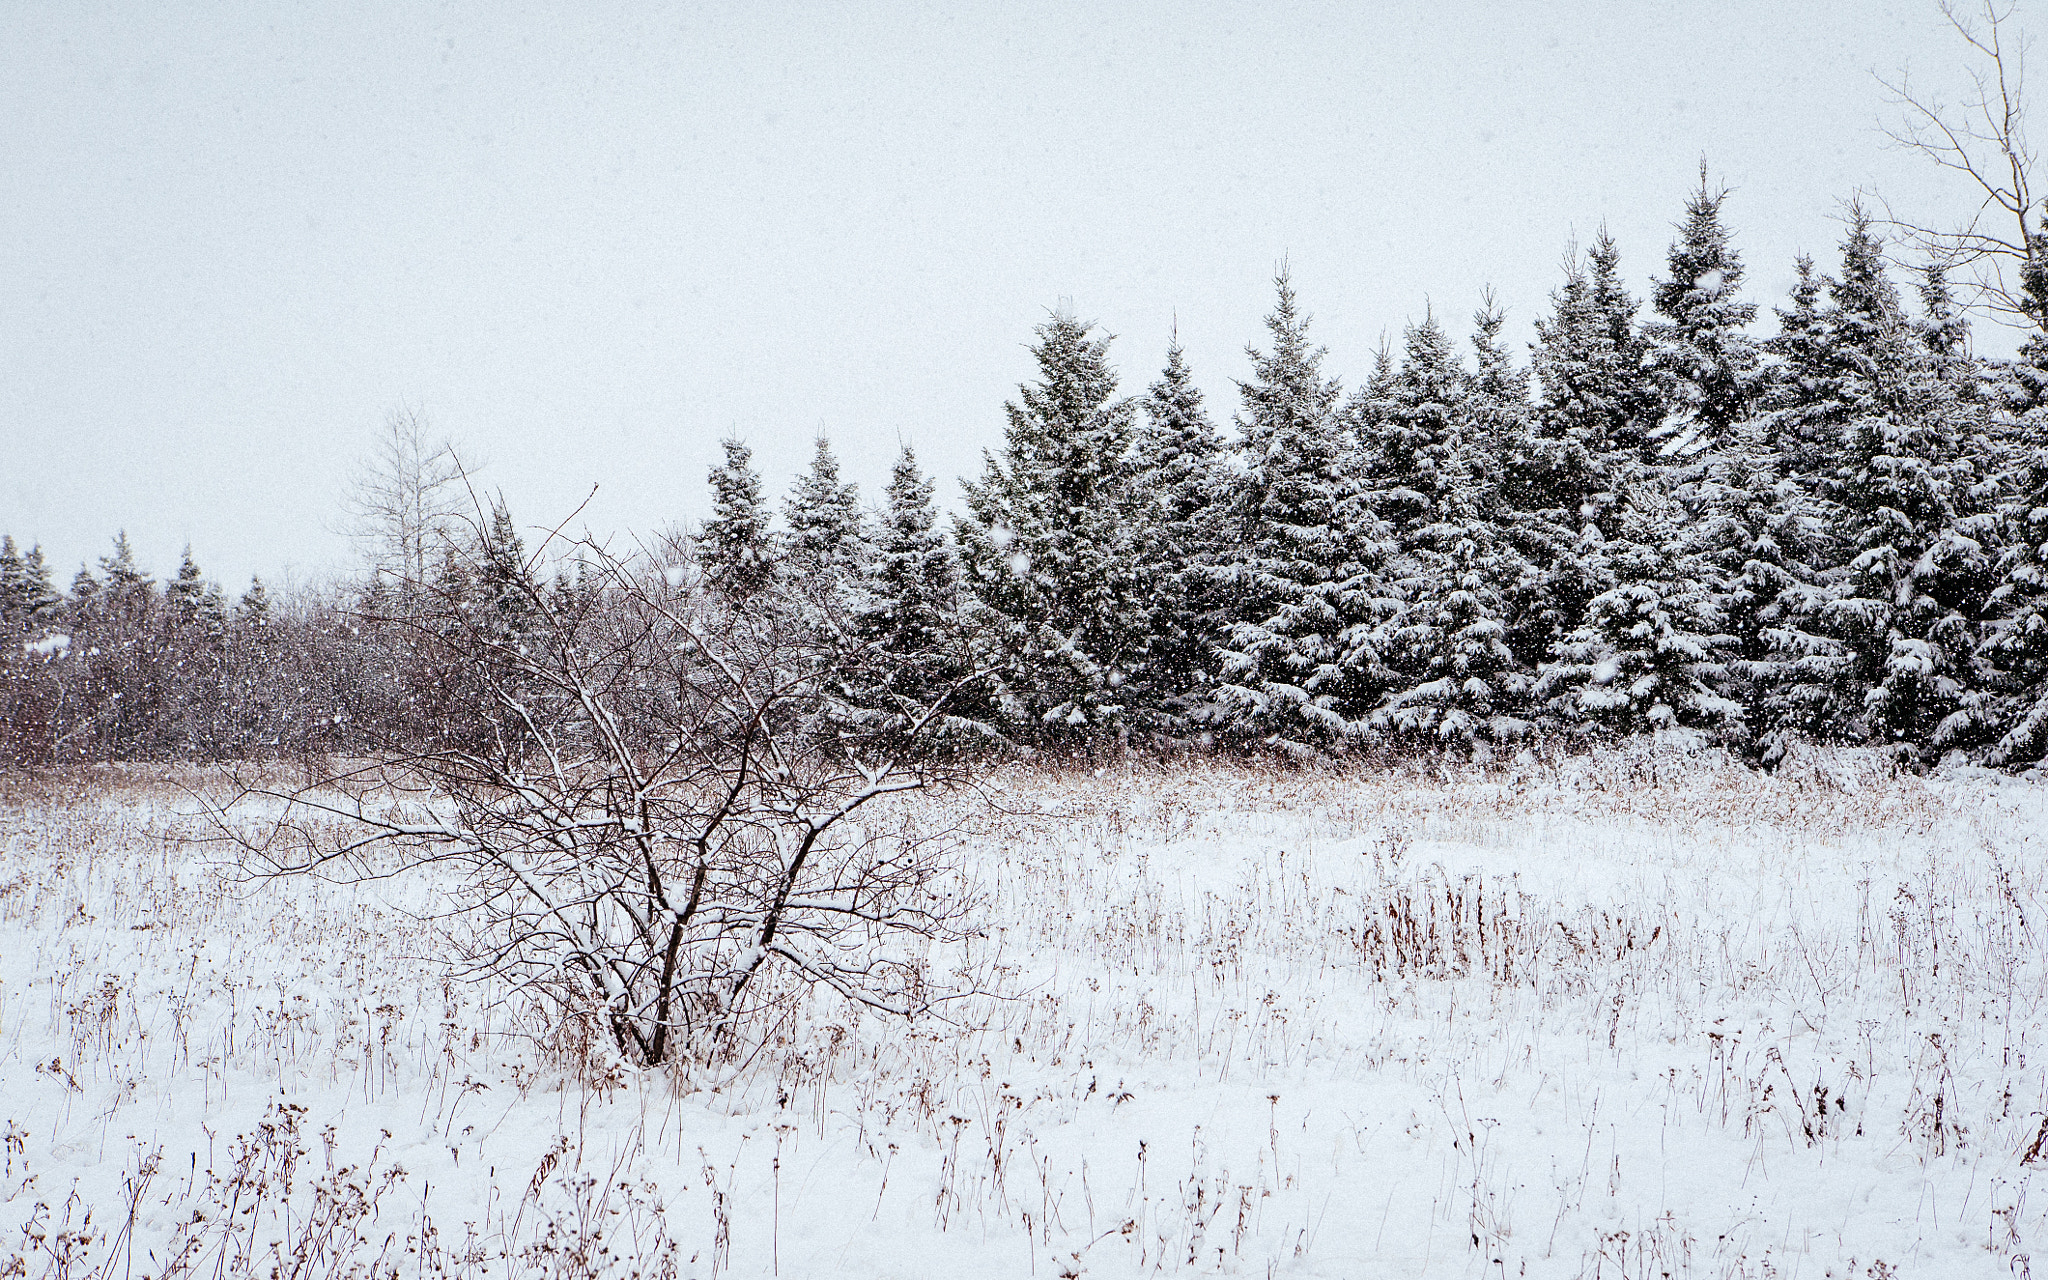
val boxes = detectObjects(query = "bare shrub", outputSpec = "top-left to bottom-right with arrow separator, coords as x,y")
217,533 -> 988,1067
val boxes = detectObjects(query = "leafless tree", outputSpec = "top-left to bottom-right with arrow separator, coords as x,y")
217,531 -> 989,1068
1877,1 -> 2046,329
342,408 -> 468,591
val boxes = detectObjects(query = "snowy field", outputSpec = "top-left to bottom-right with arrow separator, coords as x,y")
5,749 -> 2048,1278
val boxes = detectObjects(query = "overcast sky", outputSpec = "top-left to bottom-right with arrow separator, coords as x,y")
0,0 -> 2022,589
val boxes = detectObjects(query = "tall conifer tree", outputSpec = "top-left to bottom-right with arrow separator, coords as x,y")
1214,269 -> 1394,747
956,307 -> 1151,737
700,438 -> 775,597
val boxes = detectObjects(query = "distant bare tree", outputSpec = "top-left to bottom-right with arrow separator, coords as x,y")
343,408 -> 467,591
1877,1 -> 2047,329
220,531 -> 990,1068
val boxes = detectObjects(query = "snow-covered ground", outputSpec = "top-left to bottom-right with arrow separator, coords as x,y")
5,749 -> 2048,1278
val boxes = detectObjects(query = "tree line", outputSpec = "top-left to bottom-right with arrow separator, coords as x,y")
11,174 -> 2048,768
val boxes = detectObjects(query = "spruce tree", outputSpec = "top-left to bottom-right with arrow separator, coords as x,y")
99,532 -> 153,596
1777,213 -> 1991,751
956,307 -> 1151,738
852,446 -> 972,721
196,583 -> 228,641
168,546 -> 207,625
783,435 -> 866,588
477,497 -> 539,643
0,538 -> 25,622
1213,269 -> 1394,747
1369,305 -> 1535,748
1132,335 -> 1232,719
1535,483 -> 1743,741
1529,231 -> 1660,531
1522,233 -> 1662,673
1644,174 -> 1762,460
238,576 -> 271,626
69,564 -> 100,609
18,545 -> 55,618
700,438 -> 775,597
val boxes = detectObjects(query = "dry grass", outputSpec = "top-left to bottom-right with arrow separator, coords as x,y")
2,744 -> 2043,1277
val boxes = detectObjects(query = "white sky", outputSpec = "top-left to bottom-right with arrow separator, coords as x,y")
0,0 -> 2022,589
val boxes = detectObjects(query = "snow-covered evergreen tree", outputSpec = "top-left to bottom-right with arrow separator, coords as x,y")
477,497 -> 539,643
1367,306 -> 1534,747
99,532 -> 152,596
956,307 -> 1152,738
0,538 -> 34,623
238,576 -> 271,626
167,546 -> 207,625
1521,233 -> 1662,663
1644,175 -> 1763,461
17,544 -> 56,619
1131,335 -> 1233,720
700,438 -> 775,597
1772,214 -> 1992,752
850,445 -> 975,725
195,583 -> 228,642
69,564 -> 99,609
784,435 -> 867,588
1536,483 -> 1744,741
1213,269 -> 1395,748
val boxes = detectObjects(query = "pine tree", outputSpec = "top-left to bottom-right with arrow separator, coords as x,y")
1369,305 -> 1536,748
700,438 -> 775,597
956,307 -> 1151,737
1535,483 -> 1744,741
477,497 -> 538,641
167,546 -> 207,625
238,576 -> 271,626
783,435 -> 867,587
1644,174 -> 1762,460
0,538 -> 26,622
1131,335 -> 1232,718
1521,234 -> 1662,672
852,446 -> 972,721
1774,213 -> 1991,752
196,583 -> 228,641
1530,231 -> 1661,531
17,545 -> 56,618
1978,437 -> 2048,765
1213,269 -> 1394,747
99,532 -> 153,595
1358,312 -> 1465,538
69,564 -> 100,609
1685,254 -> 1845,750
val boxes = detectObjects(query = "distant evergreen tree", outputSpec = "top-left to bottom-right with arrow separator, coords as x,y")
195,583 -> 228,641
167,546 -> 207,625
1776,214 -> 1991,752
1521,233 -> 1661,664
700,438 -> 775,597
956,307 -> 1151,738
0,538 -> 29,622
17,544 -> 56,618
1536,483 -> 1743,741
1131,335 -> 1233,720
1367,308 -> 1534,747
99,532 -> 153,596
783,435 -> 867,589
1643,174 -> 1763,460
1213,269 -> 1395,747
851,446 -> 974,723
477,497 -> 539,643
238,576 -> 272,626
69,564 -> 100,609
